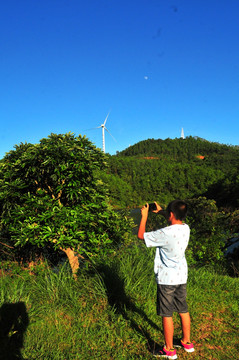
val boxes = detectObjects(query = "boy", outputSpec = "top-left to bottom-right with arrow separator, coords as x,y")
138,200 -> 194,359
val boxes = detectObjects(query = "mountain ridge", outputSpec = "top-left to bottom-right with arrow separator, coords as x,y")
116,136 -> 239,160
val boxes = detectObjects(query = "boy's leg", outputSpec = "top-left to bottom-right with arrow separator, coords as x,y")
157,285 -> 177,351
162,316 -> 174,350
179,312 -> 191,343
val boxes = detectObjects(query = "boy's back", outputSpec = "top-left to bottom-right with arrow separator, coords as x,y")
144,223 -> 190,285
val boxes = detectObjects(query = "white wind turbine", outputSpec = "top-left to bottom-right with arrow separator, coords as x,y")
96,112 -> 115,153
181,127 -> 185,139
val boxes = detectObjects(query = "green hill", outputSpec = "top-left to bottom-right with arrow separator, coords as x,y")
103,137 -> 239,209
117,136 -> 239,166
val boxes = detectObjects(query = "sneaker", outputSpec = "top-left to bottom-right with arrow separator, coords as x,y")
174,339 -> 195,353
152,346 -> 177,359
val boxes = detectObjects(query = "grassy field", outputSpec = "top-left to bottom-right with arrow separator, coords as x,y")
0,242 -> 238,360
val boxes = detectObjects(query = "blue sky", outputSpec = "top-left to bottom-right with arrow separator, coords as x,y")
1,0 -> 239,157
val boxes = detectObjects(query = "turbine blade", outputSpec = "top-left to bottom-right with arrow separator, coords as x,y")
84,126 -> 101,131
105,127 -> 117,142
103,111 -> 111,126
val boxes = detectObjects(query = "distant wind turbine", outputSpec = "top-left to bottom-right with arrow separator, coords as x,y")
96,112 -> 115,153
181,128 -> 185,139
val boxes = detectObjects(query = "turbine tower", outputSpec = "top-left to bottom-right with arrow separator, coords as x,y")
96,112 -> 115,153
181,128 -> 185,139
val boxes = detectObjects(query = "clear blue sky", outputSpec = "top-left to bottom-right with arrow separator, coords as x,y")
1,0 -> 239,157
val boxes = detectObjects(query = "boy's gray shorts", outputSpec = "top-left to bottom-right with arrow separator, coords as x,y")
157,283 -> 188,317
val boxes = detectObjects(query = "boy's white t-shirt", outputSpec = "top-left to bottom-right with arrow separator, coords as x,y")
144,224 -> 190,285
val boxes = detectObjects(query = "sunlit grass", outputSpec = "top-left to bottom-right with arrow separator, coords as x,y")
0,243 -> 238,359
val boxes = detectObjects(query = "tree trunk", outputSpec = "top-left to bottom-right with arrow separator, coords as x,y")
61,248 -> 80,279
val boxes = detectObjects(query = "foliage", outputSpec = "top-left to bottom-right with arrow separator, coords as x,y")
104,136 -> 239,272
97,171 -> 139,208
186,197 -> 229,268
205,169 -> 239,209
118,136 -> 239,165
106,137 -> 239,208
0,133 -> 132,262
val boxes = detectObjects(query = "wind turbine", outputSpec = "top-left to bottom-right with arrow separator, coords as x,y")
181,128 -> 185,139
96,112 -> 115,153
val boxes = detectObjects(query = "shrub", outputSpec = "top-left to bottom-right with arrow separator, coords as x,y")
0,133 -> 133,273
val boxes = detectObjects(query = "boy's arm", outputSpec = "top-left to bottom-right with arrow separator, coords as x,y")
153,201 -> 163,213
138,204 -> 149,240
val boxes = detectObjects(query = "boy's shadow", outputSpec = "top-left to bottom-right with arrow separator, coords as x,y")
96,264 -> 162,351
0,302 -> 29,360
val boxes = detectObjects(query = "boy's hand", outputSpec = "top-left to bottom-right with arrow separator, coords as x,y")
153,201 -> 163,213
141,203 -> 149,218
138,204 -> 149,240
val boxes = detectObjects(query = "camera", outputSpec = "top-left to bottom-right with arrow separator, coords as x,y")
147,203 -> 157,211
146,203 -> 167,218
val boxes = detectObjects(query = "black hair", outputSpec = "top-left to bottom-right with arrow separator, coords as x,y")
166,200 -> 188,221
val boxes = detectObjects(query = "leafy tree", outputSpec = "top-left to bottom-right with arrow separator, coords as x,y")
186,197 -> 229,268
0,133 -> 132,274
205,170 -> 239,209
98,171 -> 139,208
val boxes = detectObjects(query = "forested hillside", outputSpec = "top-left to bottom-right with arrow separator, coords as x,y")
118,136 -> 239,165
101,136 -> 239,271
103,136 -> 239,209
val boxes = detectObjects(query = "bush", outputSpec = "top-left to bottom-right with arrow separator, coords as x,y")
0,133 -> 133,270
186,197 -> 228,268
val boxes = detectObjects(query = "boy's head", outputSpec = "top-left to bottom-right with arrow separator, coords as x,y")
166,200 -> 188,222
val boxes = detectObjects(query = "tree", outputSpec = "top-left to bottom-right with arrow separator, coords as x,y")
186,197 -> 228,267
0,133 -> 132,275
98,171 -> 139,208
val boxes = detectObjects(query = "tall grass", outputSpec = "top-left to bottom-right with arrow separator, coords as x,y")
0,243 -> 238,359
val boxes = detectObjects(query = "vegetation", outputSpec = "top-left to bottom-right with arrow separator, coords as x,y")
100,136 -> 239,273
0,134 -> 239,358
0,134 -> 238,272
0,244 -> 238,359
0,133 -> 132,273
106,136 -> 239,208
